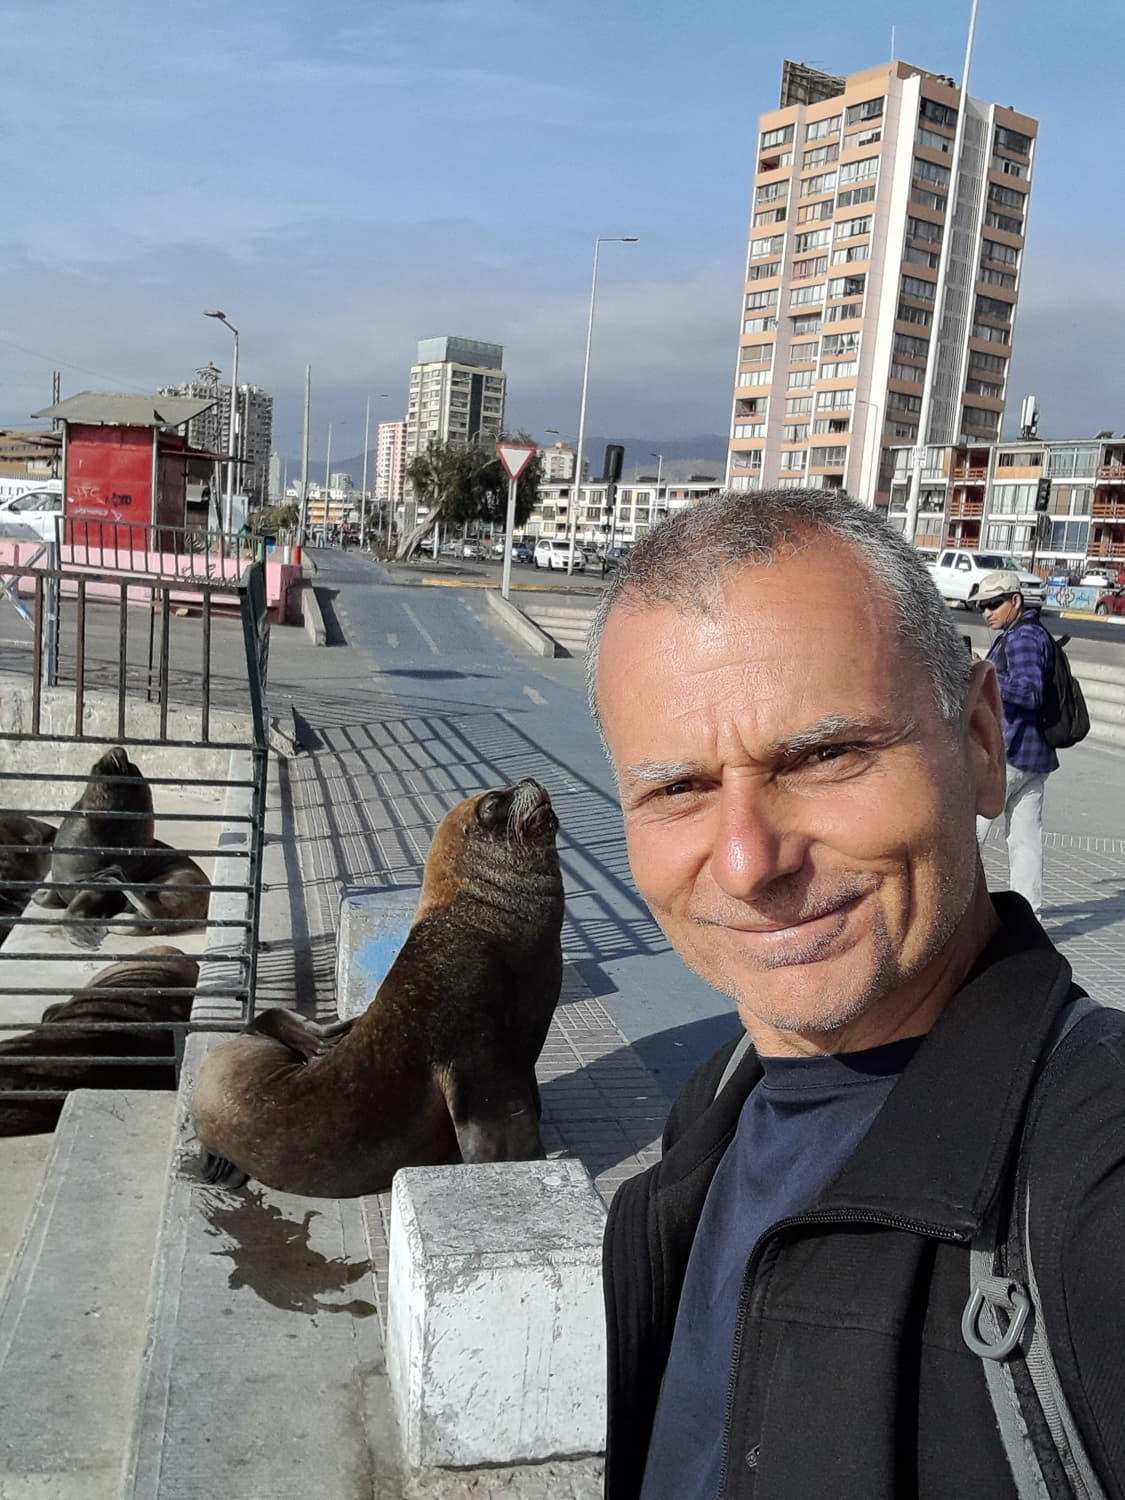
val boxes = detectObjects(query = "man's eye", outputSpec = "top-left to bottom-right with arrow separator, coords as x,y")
661,780 -> 694,797
813,743 -> 853,763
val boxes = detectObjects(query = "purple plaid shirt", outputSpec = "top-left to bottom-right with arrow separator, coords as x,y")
987,607 -> 1059,776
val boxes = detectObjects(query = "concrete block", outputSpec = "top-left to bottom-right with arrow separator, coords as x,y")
386,1159 -> 608,1469
336,886 -> 419,1020
0,1091 -> 175,1496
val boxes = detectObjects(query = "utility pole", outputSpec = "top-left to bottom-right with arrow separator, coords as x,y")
360,397 -> 371,548
299,365 -> 311,545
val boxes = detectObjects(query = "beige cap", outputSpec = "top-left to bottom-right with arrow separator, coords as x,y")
976,569 -> 1023,605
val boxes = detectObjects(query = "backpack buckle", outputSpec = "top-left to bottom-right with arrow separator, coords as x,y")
962,1276 -> 1031,1360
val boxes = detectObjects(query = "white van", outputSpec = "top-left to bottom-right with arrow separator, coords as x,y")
533,538 -> 585,572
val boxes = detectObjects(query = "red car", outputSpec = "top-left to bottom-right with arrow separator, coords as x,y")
1095,590 -> 1125,617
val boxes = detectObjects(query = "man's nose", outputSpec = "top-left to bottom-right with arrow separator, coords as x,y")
708,779 -> 806,901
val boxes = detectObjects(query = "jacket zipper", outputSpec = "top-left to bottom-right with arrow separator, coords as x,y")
716,1207 -> 970,1497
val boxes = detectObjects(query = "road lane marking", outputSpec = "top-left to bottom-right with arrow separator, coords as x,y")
523,685 -> 547,705
401,603 -> 441,656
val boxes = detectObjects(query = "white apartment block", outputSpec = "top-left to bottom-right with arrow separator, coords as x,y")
159,367 -> 274,504
404,337 -> 507,459
375,419 -> 406,510
526,478 -> 723,552
726,59 -> 1037,518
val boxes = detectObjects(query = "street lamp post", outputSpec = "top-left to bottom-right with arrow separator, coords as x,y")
204,310 -> 239,535
650,451 -> 664,520
567,235 -> 638,575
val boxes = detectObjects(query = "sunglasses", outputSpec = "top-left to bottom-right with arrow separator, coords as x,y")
978,596 -> 1012,611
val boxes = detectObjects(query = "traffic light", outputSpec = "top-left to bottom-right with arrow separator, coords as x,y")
603,444 -> 625,484
1035,477 -> 1052,511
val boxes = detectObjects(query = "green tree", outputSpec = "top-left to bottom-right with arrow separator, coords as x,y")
397,433 -> 543,559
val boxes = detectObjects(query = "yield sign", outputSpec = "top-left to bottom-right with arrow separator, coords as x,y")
496,441 -> 536,480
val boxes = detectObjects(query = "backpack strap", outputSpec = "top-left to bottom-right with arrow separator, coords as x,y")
712,1030 -> 755,1101
963,993 -> 1109,1499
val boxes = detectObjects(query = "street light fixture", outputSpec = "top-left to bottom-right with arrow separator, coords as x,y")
567,236 -> 638,574
204,309 -> 239,535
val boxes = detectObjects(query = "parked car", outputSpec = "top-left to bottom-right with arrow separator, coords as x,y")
1080,569 -> 1125,589
459,537 -> 487,559
533,538 -> 585,572
928,549 -> 1046,609
600,545 -> 631,573
1095,590 -> 1125,618
0,488 -> 64,542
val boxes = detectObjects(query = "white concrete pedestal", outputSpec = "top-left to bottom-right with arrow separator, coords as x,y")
386,1160 -> 607,1468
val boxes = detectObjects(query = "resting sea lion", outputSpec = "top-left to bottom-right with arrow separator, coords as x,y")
193,777 -> 564,1198
0,816 -> 56,941
33,747 -> 155,935
0,945 -> 199,1135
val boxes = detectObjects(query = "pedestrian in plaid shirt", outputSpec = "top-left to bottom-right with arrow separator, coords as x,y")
975,568 -> 1057,916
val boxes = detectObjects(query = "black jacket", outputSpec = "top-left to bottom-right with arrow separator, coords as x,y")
603,895 -> 1125,1499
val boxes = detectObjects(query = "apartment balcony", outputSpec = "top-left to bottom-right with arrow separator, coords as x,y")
952,464 -> 988,480
1088,537 -> 1125,561
1093,495 -> 1125,520
948,495 -> 984,519
1097,464 -> 1125,482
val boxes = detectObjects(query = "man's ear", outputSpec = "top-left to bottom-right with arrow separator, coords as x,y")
964,658 -> 1006,818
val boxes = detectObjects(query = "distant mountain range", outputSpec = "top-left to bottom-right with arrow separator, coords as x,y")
290,433 -> 729,488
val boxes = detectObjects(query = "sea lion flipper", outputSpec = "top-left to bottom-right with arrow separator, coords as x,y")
244,1008 -> 355,1062
199,1150 -> 250,1189
446,1074 -> 546,1165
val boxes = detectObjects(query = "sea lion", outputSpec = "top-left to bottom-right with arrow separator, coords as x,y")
193,777 -> 564,1198
125,839 -> 211,935
0,816 -> 56,942
0,945 -> 199,1135
33,747 -> 155,937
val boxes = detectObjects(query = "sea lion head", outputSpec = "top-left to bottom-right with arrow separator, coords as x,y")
473,778 -> 558,845
80,746 -> 153,815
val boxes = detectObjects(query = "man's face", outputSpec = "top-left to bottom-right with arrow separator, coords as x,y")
596,538 -> 1005,1053
979,593 -> 1021,630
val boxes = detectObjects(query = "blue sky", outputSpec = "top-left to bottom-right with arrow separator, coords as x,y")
1,0 -> 1121,462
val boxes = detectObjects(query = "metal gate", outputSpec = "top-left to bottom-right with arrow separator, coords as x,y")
0,557 -> 270,1127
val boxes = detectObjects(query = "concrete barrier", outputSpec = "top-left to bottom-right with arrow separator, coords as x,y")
387,1159 -> 607,1469
482,588 -> 558,657
299,580 -> 327,645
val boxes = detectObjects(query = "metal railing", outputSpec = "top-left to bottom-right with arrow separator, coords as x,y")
0,561 -> 270,1117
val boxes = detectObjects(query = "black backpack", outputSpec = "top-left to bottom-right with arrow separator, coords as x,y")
994,625 -> 1090,750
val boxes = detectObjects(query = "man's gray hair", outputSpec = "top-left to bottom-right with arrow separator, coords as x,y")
585,488 -> 973,734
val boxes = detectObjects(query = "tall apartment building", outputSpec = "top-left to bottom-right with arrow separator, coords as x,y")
404,337 -> 506,459
375,419 -> 407,511
726,59 -> 1037,521
159,365 -> 274,504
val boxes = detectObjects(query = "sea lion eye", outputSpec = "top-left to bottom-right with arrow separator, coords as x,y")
476,791 -> 506,829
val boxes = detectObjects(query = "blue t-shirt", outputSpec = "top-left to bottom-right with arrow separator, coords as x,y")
640,1036 -> 923,1500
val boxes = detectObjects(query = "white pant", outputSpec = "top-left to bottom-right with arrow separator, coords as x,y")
977,765 -> 1049,918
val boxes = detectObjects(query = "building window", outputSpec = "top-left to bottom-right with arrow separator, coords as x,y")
832,244 -> 869,266
741,341 -> 774,363
823,331 -> 860,356
796,200 -> 835,223
745,289 -> 778,310
905,245 -> 940,269
898,302 -> 933,326
911,186 -> 948,213
907,215 -> 943,244
991,153 -> 1027,179
779,450 -> 808,471
835,214 -> 872,240
800,170 -> 837,197
750,233 -> 786,259
994,125 -> 1031,156
794,228 -> 831,252
962,406 -> 1000,435
790,340 -> 819,362
976,293 -> 1013,322
988,181 -> 1026,211
828,273 -> 866,298
785,395 -> 813,415
733,423 -> 766,439
920,97 -> 957,129
761,124 -> 795,149
784,423 -> 809,441
789,283 -> 825,307
890,361 -> 924,383
804,114 -> 841,140
810,445 -> 847,466
901,273 -> 936,301
839,156 -> 879,184
816,388 -> 854,409
747,260 -> 782,281
837,184 -> 877,208
756,180 -> 788,205
753,207 -> 788,227
914,158 -> 951,187
820,360 -> 857,379
825,301 -> 863,322
793,254 -> 829,279
985,208 -> 1023,235
803,143 -> 839,168
787,368 -> 815,389
979,266 -> 1017,288
916,126 -> 953,153
845,97 -> 884,125
982,238 -> 1019,266
791,314 -> 822,336
968,350 -> 1006,376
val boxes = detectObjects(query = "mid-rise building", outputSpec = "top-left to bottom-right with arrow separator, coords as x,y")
375,419 -> 406,512
726,58 -> 1037,523
401,337 -> 507,532
538,441 -> 577,482
886,433 -> 1125,576
159,366 -> 274,506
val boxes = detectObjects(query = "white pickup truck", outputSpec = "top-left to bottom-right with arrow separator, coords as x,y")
928,549 -> 1047,609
